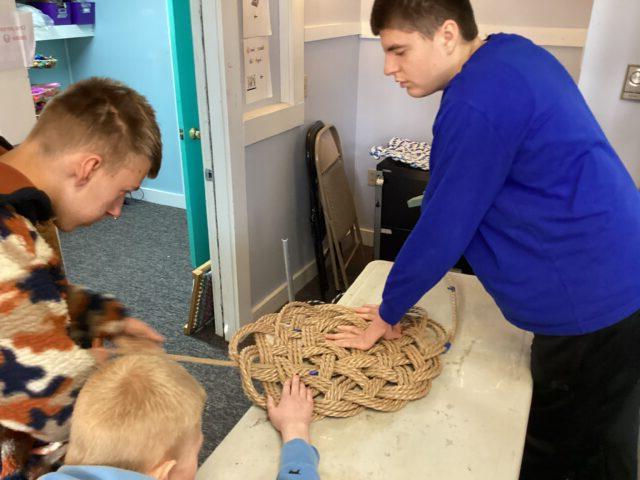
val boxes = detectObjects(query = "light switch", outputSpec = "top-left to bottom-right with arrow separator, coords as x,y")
621,64 -> 640,101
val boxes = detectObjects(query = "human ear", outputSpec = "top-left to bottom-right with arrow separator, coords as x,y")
75,155 -> 102,187
147,459 -> 177,480
439,19 -> 459,54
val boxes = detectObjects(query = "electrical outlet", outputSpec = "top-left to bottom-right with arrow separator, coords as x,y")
622,64 -> 640,101
367,169 -> 377,186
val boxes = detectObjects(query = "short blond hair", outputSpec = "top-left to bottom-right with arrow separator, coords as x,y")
27,77 -> 162,178
66,354 -> 206,472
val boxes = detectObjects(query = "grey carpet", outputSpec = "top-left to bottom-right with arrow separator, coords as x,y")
59,199 -> 250,465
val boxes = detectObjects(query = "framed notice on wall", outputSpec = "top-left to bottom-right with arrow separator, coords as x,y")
243,36 -> 273,104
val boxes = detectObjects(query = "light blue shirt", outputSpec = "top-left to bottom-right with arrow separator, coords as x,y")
40,439 -> 320,480
278,439 -> 320,480
40,465 -> 153,480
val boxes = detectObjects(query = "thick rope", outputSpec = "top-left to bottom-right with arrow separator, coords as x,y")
114,286 -> 458,420
228,286 -> 458,420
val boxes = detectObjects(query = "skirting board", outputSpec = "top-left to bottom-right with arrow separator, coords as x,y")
251,258 -> 320,320
139,187 -> 186,209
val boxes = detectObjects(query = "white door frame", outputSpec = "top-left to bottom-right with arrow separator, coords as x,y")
190,0 -> 252,340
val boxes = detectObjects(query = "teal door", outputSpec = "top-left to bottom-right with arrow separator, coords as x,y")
168,0 -> 209,268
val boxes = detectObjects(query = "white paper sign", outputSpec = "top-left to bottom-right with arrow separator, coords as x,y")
243,0 -> 272,38
0,12 -> 35,71
244,37 -> 272,104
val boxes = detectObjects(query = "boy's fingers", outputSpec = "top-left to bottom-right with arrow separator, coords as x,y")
306,388 -> 313,402
89,347 -> 112,365
266,395 -> 275,411
325,332 -> 356,341
326,326 -> 363,340
291,374 -> 300,396
298,377 -> 306,396
338,325 -> 364,334
282,378 -> 292,396
332,339 -> 358,349
123,318 -> 165,343
331,336 -> 372,350
354,304 -> 378,312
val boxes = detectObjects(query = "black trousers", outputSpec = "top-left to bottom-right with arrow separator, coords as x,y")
520,309 -> 640,480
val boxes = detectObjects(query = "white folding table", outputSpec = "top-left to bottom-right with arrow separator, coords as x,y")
197,261 -> 533,479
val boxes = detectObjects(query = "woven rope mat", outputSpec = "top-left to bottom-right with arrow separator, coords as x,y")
229,288 -> 457,420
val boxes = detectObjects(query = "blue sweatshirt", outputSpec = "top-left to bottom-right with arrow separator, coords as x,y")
379,34 -> 640,335
39,439 -> 319,480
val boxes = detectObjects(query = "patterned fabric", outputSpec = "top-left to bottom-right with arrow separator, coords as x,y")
0,162 -> 127,478
370,137 -> 431,171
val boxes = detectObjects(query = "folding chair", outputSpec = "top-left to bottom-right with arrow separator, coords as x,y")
305,121 -> 331,300
314,124 -> 363,291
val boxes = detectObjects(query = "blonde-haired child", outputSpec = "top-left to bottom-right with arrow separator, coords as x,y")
40,355 -> 319,480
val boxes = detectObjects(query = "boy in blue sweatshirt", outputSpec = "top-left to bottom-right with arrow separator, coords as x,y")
326,1 -> 640,478
40,355 -> 319,480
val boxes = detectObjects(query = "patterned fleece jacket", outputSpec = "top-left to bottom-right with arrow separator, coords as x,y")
0,160 -> 128,478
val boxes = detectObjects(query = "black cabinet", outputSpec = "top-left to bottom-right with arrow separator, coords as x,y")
374,158 -> 429,260
373,157 -> 473,274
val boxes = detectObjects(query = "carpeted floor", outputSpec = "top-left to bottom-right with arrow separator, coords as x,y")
59,198 -> 250,465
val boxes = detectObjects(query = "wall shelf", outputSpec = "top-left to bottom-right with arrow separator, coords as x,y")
34,24 -> 94,42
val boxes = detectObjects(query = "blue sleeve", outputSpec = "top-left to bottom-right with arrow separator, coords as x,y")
277,439 -> 320,480
379,100 -> 518,325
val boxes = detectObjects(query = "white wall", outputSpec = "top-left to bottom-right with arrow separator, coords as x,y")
360,0 -> 593,32
246,129 -> 310,306
353,41 -> 441,234
354,0 -> 594,232
305,0 -> 360,26
305,36 -> 360,184
460,0 -> 593,28
247,3 -> 361,316
579,0 -> 640,183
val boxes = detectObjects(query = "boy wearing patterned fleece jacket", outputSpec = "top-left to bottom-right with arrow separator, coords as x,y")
0,77 -> 164,478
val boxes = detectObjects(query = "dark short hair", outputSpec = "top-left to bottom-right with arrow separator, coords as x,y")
29,77 -> 162,178
371,0 -> 479,41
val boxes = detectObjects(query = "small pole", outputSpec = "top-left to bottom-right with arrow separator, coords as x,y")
282,239 -> 295,302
